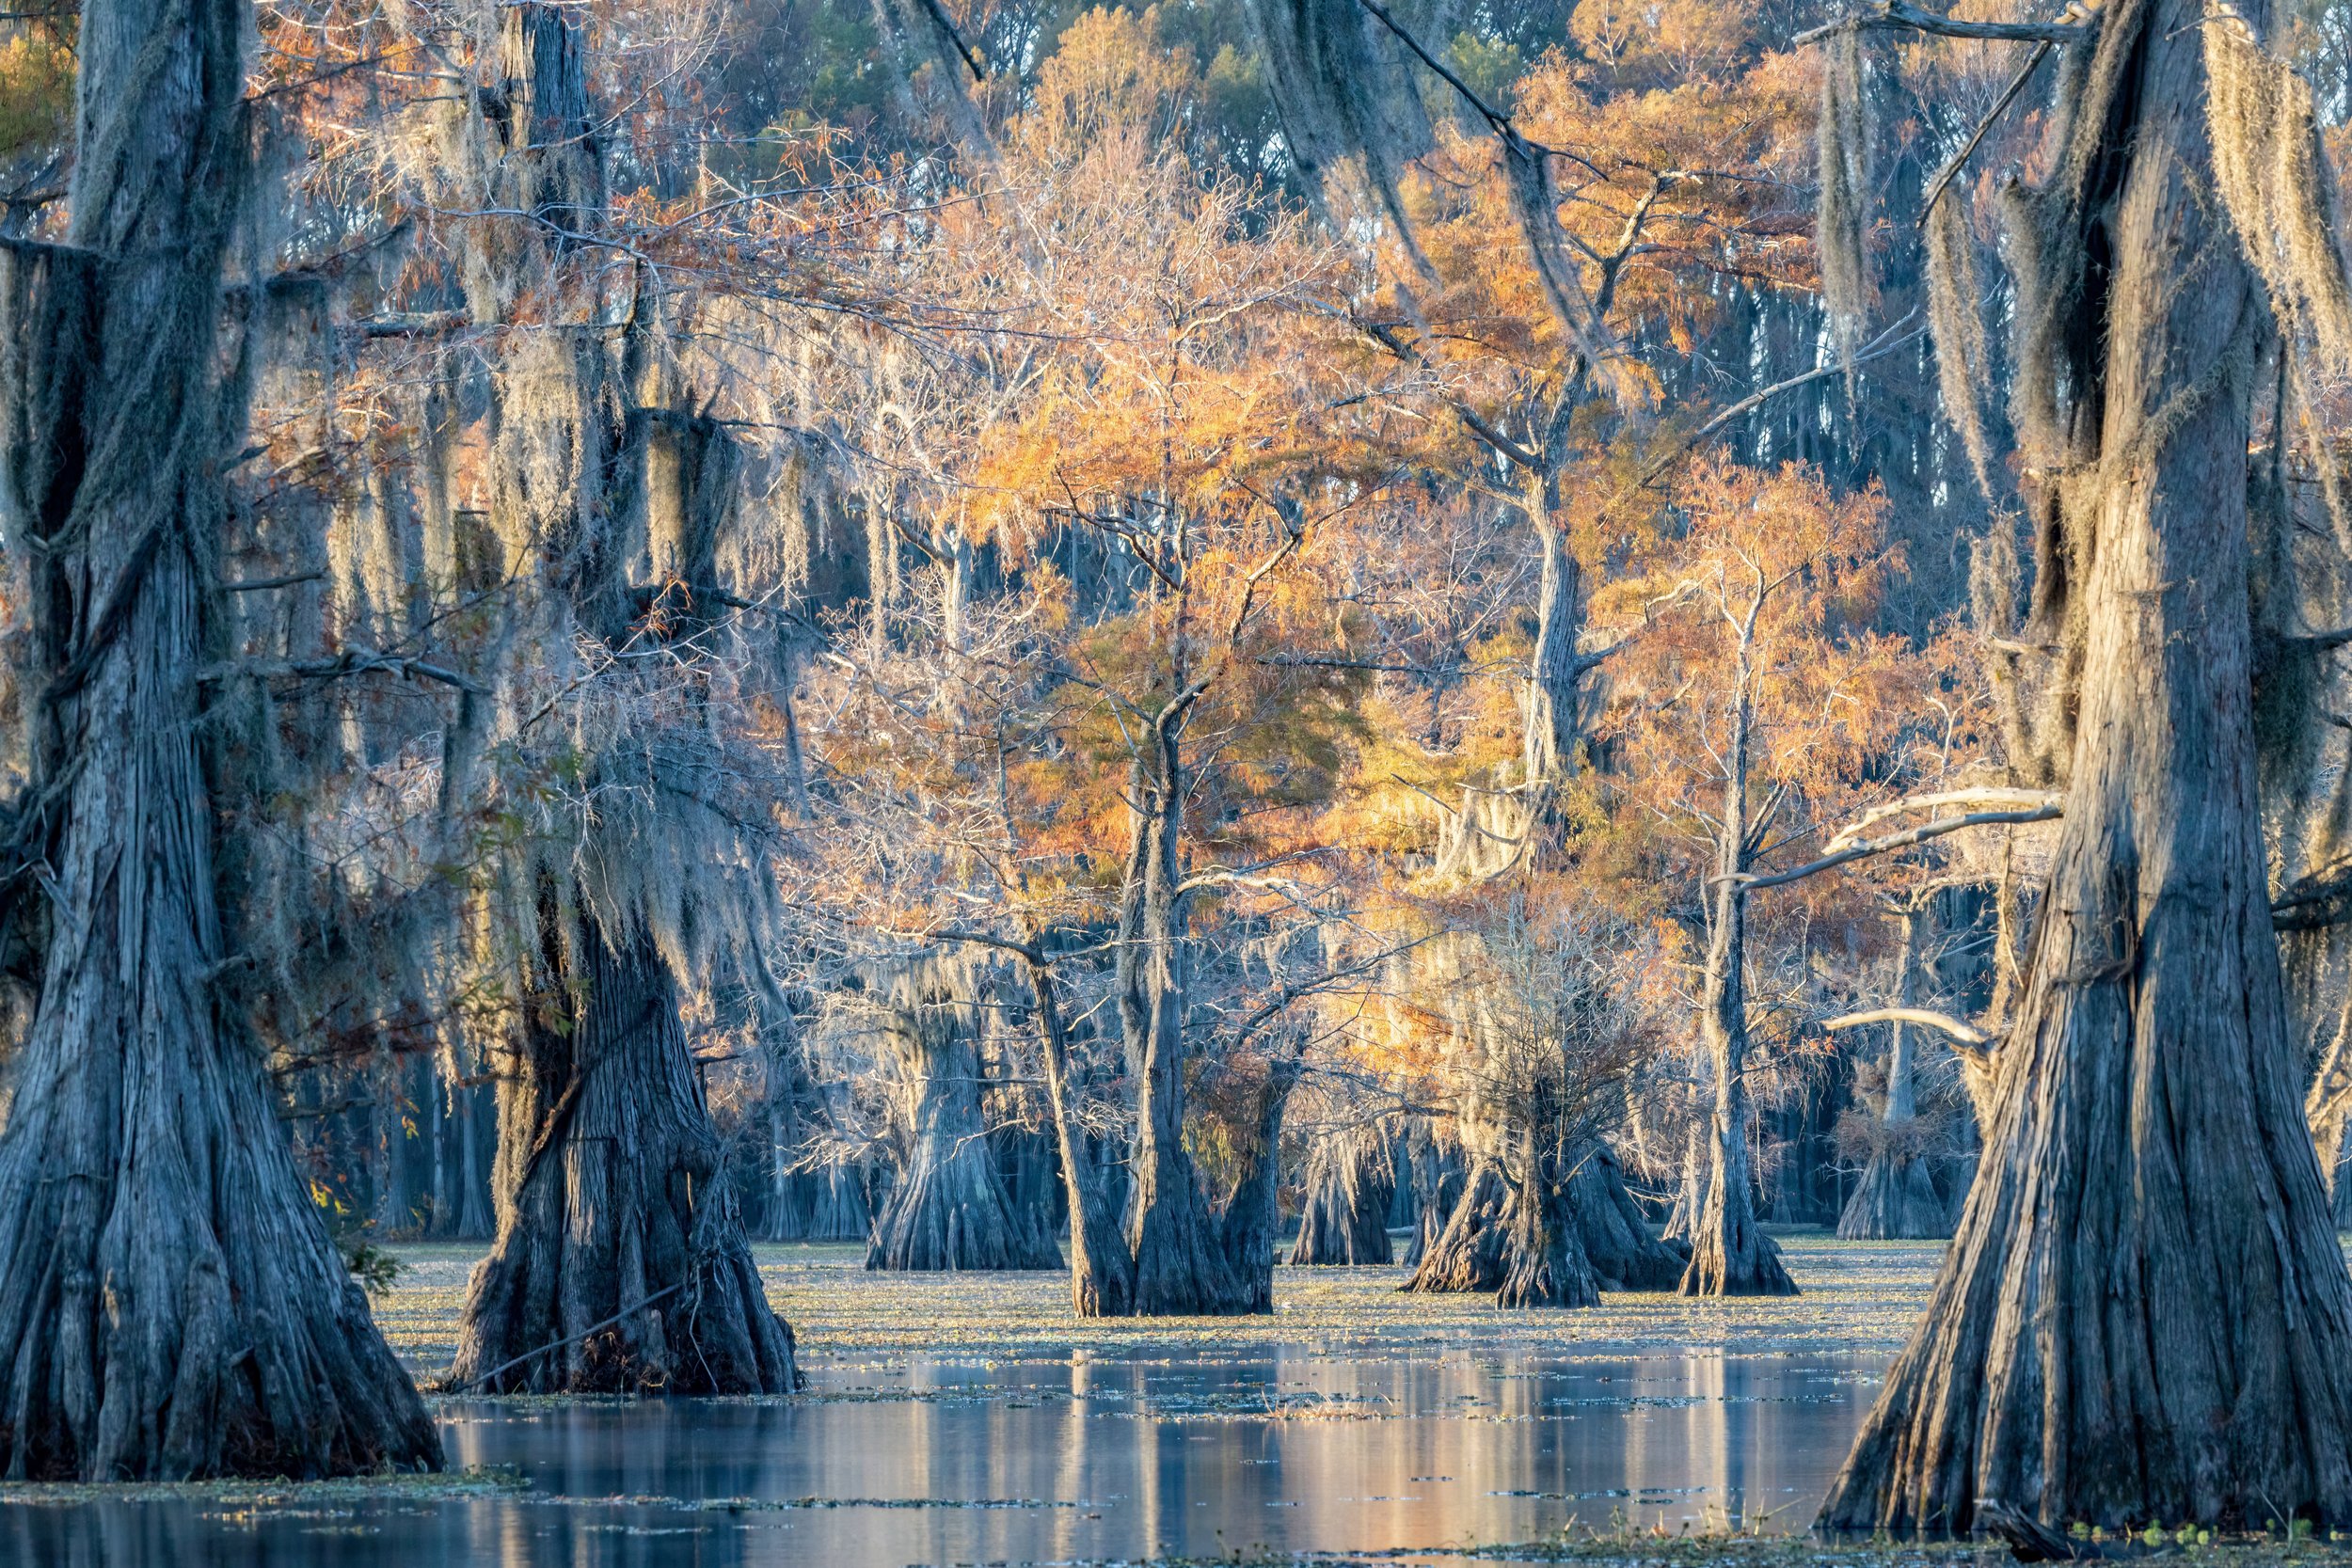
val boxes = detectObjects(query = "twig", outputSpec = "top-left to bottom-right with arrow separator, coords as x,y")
1917,40 -> 2055,223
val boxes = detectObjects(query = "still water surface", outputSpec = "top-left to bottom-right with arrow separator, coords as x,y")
4,1343 -> 1886,1566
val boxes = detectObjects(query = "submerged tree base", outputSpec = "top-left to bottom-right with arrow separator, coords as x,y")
1835,1152 -> 1950,1242
451,917 -> 798,1395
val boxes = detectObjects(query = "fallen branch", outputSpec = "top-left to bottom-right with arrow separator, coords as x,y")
436,1281 -> 688,1394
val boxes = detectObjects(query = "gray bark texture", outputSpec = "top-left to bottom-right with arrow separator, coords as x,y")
1677,581 -> 1794,1297
1026,953 -> 1136,1316
1113,732 -> 1267,1315
1837,911 -> 1955,1241
449,910 -> 797,1394
0,0 -> 439,1480
1289,1127 -> 1396,1265
1821,0 -> 2352,1528
864,970 -> 1060,1271
1404,1158 -> 1601,1307
1568,1143 -> 1691,1290
1679,877 -> 1793,1294
1400,1122 -> 1465,1267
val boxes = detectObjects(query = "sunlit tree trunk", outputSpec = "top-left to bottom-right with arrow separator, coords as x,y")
1679,614 -> 1795,1297
1025,953 -> 1135,1316
1523,484 -> 1584,788
865,969 -> 1060,1271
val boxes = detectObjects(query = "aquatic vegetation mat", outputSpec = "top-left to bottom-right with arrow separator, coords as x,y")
373,1233 -> 1950,1374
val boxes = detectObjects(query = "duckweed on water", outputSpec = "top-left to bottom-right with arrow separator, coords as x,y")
377,1234 -> 1949,1375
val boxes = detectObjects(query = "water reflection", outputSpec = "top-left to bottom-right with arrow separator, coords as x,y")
4,1346 -> 1886,1566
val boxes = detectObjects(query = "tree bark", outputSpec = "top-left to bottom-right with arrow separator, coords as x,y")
1524,499 -> 1584,788
0,0 -> 440,1481
450,906 -> 797,1394
865,966 -> 1060,1271
1289,1127 -> 1396,1265
1215,1059 -> 1305,1312
1400,1121 -> 1464,1267
453,1076 -> 494,1240
1837,910 -> 1954,1240
1821,0 -> 2352,1528
1405,1157 -> 1601,1307
1568,1142 -> 1690,1290
1118,737 -> 1252,1316
1677,586 -> 1795,1297
1025,952 -> 1136,1317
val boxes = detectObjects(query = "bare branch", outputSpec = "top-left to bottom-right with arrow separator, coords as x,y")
1794,1 -> 2091,48
1821,1006 -> 1993,1047
1825,787 -> 2063,852
1729,803 -> 2063,892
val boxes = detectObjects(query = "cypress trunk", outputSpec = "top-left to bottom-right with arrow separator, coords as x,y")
1119,740 -> 1253,1316
1678,620 -> 1795,1297
453,1079 -> 493,1241
1405,1158 -> 1601,1307
449,908 -> 797,1394
1289,1128 -> 1396,1265
1027,951 -> 1135,1316
1568,1143 -> 1690,1290
865,967 -> 1060,1271
1524,500 -> 1584,787
1837,911 -> 1954,1241
0,0 -> 438,1480
1215,1060 -> 1305,1312
1400,1122 -> 1465,1267
1821,0 -> 2352,1528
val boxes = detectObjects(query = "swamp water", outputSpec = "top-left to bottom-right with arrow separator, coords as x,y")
2,1236 -> 1941,1567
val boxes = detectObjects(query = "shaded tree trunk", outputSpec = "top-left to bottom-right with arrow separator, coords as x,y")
1569,1143 -> 1690,1290
809,1164 -> 874,1242
865,967 -> 1060,1271
1400,1121 -> 1464,1267
450,908 -> 796,1394
0,0 -> 439,1480
1837,910 -> 1953,1241
453,1077 -> 494,1241
1215,1060 -> 1306,1312
1821,0 -> 2352,1528
1289,1127 -> 1396,1265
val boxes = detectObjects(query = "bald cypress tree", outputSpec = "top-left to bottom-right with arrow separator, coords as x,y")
0,0 -> 439,1479
1817,0 -> 2352,1529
